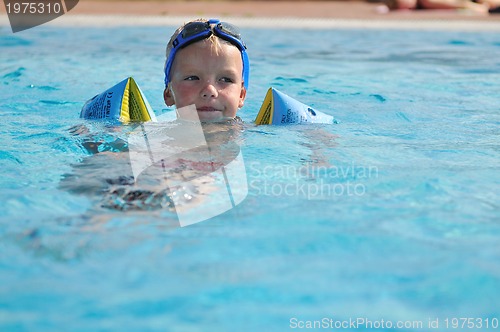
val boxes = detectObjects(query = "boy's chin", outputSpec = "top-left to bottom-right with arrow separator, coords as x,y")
197,111 -> 234,123
175,106 -> 235,123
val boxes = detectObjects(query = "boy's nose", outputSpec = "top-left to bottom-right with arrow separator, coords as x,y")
201,82 -> 218,98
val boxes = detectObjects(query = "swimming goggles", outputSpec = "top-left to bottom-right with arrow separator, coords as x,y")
164,19 -> 249,90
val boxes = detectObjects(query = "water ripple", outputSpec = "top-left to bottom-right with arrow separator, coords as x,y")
0,36 -> 32,47
2,67 -> 25,81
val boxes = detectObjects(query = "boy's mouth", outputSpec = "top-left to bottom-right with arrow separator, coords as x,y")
197,107 -> 222,113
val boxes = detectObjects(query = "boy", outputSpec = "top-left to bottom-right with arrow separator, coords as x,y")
64,19 -> 249,216
163,19 -> 249,123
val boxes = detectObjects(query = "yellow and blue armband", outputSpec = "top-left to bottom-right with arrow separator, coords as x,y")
255,87 -> 333,125
80,77 -> 156,123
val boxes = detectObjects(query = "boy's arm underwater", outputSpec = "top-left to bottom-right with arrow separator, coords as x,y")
69,124 -> 129,154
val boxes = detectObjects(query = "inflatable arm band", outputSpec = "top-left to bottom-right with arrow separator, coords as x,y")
80,77 -> 156,123
255,87 -> 333,125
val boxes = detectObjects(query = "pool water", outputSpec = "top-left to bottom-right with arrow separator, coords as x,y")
1,24 -> 499,331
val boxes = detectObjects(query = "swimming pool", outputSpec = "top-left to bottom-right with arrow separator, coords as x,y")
1,21 -> 499,331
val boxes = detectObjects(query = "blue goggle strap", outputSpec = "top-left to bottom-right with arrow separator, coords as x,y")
164,27 -> 212,87
213,25 -> 249,90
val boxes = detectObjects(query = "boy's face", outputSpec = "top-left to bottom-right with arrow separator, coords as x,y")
164,39 -> 246,122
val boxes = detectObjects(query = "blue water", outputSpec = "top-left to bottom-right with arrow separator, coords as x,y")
1,24 -> 499,331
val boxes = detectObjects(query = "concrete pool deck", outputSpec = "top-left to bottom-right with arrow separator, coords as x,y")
1,0 -> 500,31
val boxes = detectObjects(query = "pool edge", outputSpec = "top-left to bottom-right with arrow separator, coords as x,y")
2,14 -> 500,31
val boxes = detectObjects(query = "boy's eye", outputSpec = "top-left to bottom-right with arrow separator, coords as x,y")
184,76 -> 199,81
220,77 -> 234,83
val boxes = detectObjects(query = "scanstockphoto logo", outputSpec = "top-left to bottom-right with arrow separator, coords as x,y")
127,105 -> 248,227
3,0 -> 79,33
249,162 -> 378,199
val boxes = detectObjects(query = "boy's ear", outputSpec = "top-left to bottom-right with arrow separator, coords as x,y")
164,87 -> 175,106
238,85 -> 247,108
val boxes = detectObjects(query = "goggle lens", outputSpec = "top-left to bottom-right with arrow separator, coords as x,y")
217,22 -> 241,40
181,21 -> 211,39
